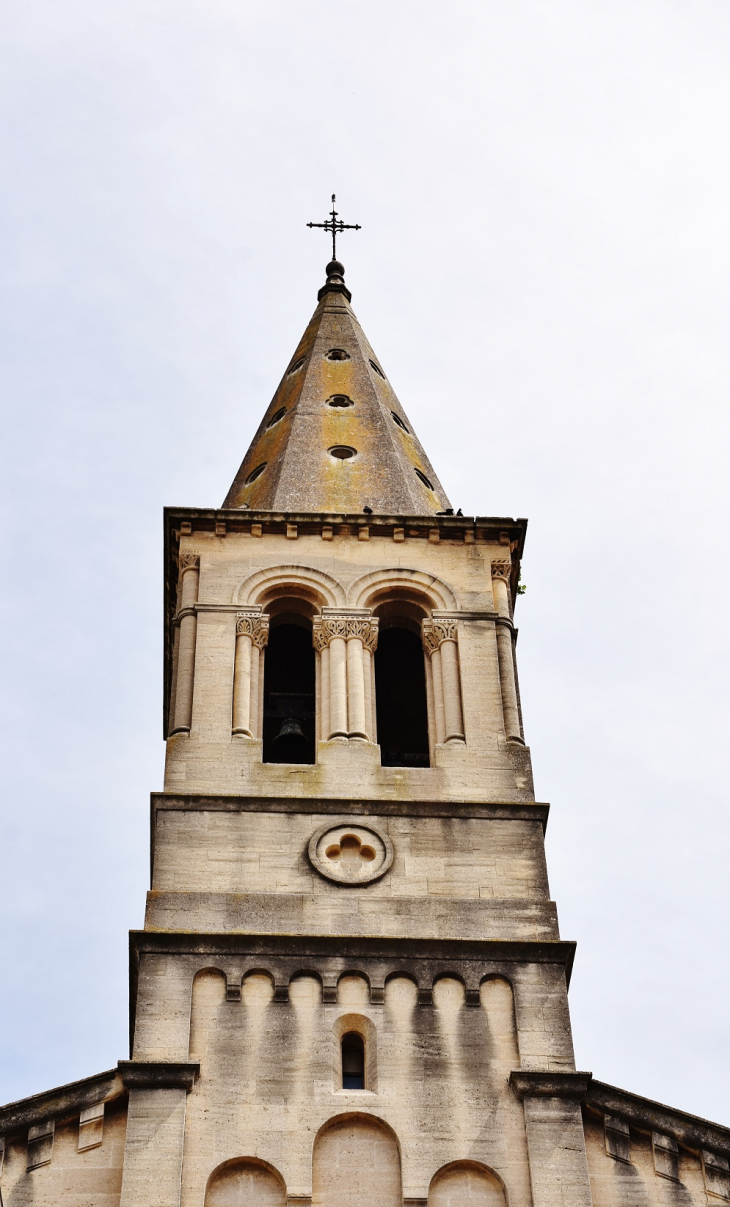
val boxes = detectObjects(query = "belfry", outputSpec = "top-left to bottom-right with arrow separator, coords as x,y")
1,239 -> 729,1207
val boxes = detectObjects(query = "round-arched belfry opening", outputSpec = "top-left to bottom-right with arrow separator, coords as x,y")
372,598 -> 430,768
261,600 -> 316,765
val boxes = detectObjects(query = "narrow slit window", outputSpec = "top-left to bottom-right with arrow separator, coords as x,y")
341,1032 -> 365,1089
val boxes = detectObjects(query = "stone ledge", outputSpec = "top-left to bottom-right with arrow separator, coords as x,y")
130,930 -> 575,968
117,1061 -> 200,1092
510,1070 -> 592,1100
151,791 -> 550,825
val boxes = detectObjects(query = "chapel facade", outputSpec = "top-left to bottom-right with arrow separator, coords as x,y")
1,256 -> 729,1207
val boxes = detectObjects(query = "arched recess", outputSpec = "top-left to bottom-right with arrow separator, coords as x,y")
312,1114 -> 401,1207
235,564 -> 345,609
428,1161 -> 508,1207
189,969 -> 226,1062
347,568 -> 458,612
480,976 -> 520,1070
205,1157 -> 287,1206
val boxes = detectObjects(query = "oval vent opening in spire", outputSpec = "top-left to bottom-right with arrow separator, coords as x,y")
329,446 -> 357,460
267,407 -> 286,427
326,348 -> 350,361
369,359 -> 385,378
391,412 -> 409,433
414,468 -> 433,490
246,462 -> 267,484
288,356 -> 306,375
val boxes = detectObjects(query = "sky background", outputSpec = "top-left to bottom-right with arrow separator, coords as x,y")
1,0 -> 729,1124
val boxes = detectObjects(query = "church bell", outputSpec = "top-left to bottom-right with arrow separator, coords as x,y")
270,716 -> 309,763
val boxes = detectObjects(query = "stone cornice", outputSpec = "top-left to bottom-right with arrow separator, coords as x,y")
510,1070 -> 592,1100
0,1069 -> 123,1138
165,505 -> 527,546
150,792 -> 549,825
117,1061 -> 200,1093
130,930 -> 575,970
586,1079 -> 730,1158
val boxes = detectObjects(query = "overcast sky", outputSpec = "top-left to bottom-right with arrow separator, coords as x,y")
1,0 -> 729,1124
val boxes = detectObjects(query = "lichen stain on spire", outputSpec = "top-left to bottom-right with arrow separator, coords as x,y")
222,261 -> 450,516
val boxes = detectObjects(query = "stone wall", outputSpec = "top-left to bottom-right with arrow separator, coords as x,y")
0,1097 -> 127,1207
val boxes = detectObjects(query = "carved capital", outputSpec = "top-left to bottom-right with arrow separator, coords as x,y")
236,612 -> 269,649
179,553 -> 200,574
491,560 -> 512,583
313,613 -> 379,652
422,618 -> 458,654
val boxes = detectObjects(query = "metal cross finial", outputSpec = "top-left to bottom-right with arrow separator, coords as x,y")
307,194 -> 361,260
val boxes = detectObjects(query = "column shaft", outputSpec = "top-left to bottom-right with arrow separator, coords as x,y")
363,646 -> 374,742
328,636 -> 348,738
440,638 -> 465,741
232,633 -> 253,735
346,636 -> 367,738
250,644 -> 261,739
319,644 -> 331,740
171,562 -> 199,735
430,647 -> 446,744
172,614 -> 197,734
496,623 -> 522,741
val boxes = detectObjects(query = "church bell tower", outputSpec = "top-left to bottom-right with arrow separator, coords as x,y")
120,241 -> 595,1207
4,209 -> 729,1207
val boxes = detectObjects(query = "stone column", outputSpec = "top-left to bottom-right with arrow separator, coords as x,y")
510,1072 -> 593,1207
171,554 -> 200,735
118,1062 -> 199,1207
313,612 -> 378,741
492,561 -> 523,743
329,635 -> 348,737
319,640 -> 331,740
363,643 -> 375,741
422,618 -> 465,743
232,611 -> 269,737
346,634 -> 367,738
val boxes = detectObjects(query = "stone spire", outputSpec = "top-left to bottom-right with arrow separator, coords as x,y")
222,260 -> 451,514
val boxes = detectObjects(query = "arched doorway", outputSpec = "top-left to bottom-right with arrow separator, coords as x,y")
205,1158 -> 286,1206
312,1114 -> 401,1207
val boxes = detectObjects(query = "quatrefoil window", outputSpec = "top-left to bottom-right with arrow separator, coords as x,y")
308,822 -> 393,885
